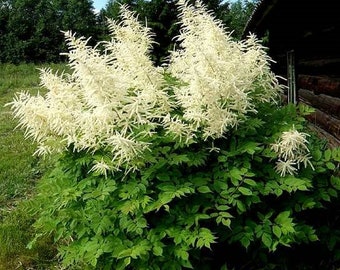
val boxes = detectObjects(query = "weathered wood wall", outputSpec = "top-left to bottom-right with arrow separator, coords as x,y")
298,76 -> 340,147
244,0 -> 340,147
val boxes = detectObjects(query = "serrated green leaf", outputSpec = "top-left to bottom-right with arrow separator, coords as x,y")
326,162 -> 336,170
272,225 -> 281,238
284,177 -> 311,192
240,236 -> 251,249
158,183 -> 176,192
169,154 -> 190,165
175,248 -> 189,261
309,234 -> 319,242
236,200 -> 246,212
197,186 -> 212,193
124,257 -> 131,267
332,148 -> 340,160
324,149 -> 332,161
274,211 -> 291,225
302,200 -> 316,209
331,176 -> 340,190
153,246 -> 163,256
261,233 -> 272,249
320,191 -> 331,202
160,146 -> 171,154
328,188 -> 338,198
274,188 -> 283,197
281,222 -> 295,235
181,259 -> 194,269
219,212 -> 233,218
230,168 -> 243,181
159,192 -> 175,205
156,173 -> 170,181
244,179 -> 257,186
196,228 -> 217,249
216,204 -> 230,211
242,141 -> 261,155
239,187 -> 252,196
218,155 -> 228,162
313,150 -> 322,161
191,176 -> 209,187
222,218 -> 231,228
117,249 -> 131,259
194,214 -> 211,225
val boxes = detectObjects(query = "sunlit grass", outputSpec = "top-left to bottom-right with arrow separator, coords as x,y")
0,63 -> 67,205
0,63 -> 67,269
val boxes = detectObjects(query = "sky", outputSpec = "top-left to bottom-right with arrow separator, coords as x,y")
93,0 -> 108,11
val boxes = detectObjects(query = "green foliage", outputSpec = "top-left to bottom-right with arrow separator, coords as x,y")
28,100 -> 340,269
3,3 -> 339,269
227,0 -> 258,39
0,0 -> 98,63
0,0 -> 256,63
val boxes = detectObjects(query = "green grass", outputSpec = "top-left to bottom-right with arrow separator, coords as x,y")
0,63 -> 68,269
0,63 -> 66,205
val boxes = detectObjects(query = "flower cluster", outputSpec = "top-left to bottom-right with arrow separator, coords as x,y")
168,0 -> 282,139
10,6 -> 171,171
271,127 -> 314,176
9,1 -> 283,174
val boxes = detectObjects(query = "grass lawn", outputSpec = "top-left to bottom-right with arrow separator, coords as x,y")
0,63 -> 41,206
0,63 -> 67,269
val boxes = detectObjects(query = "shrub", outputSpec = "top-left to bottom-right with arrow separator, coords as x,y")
8,1 -> 340,269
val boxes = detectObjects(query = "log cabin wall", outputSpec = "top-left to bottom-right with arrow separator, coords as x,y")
244,0 -> 340,147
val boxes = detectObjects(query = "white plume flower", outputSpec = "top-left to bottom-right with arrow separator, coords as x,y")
8,5 -> 171,172
168,0 -> 282,139
89,158 -> 112,178
8,1 -> 284,173
271,127 -> 314,176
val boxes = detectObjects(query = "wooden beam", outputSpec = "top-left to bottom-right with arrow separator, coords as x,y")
299,89 -> 340,119
298,74 -> 340,97
307,124 -> 340,148
303,106 -> 340,142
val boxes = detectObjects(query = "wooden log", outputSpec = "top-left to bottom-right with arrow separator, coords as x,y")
299,89 -> 340,119
298,74 -> 340,98
307,124 -> 340,148
303,106 -> 340,141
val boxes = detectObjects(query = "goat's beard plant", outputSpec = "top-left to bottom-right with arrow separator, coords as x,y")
9,1 -> 340,269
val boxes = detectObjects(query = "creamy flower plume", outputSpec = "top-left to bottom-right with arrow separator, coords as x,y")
168,0 -> 282,139
9,6 -> 170,171
271,128 -> 314,177
8,1 -> 283,173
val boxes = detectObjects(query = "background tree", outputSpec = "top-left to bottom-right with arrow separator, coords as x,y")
101,0 -> 233,64
0,0 -> 98,63
0,0 -> 258,63
227,0 -> 258,39
137,0 -> 178,64
56,0 -> 98,42
101,0 -> 138,19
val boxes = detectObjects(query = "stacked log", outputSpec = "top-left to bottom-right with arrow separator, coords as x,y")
299,89 -> 340,118
298,75 -> 340,147
298,74 -> 340,98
